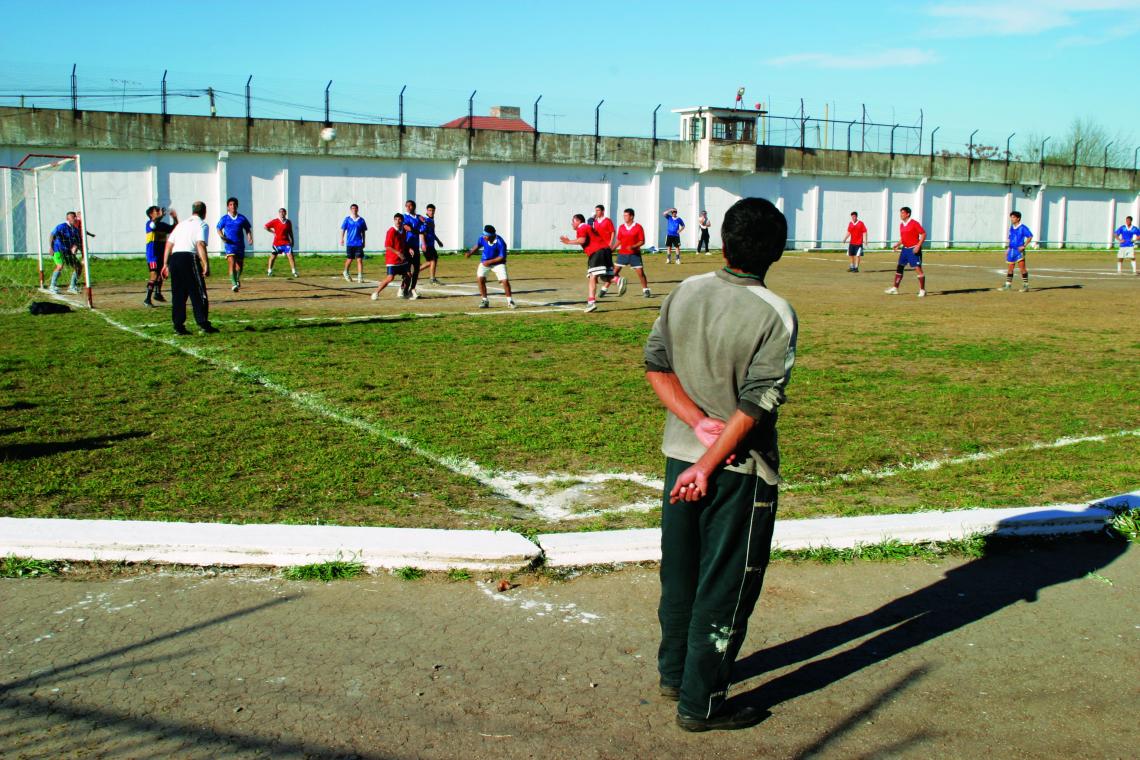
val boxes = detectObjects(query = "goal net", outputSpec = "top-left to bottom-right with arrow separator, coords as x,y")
0,154 -> 94,309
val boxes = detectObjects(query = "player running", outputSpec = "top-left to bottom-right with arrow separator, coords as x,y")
421,203 -> 444,284
47,211 -> 83,294
592,205 -> 618,298
885,206 -> 927,297
560,212 -> 614,313
842,211 -> 867,272
340,203 -> 368,283
144,206 -> 178,306
663,207 -> 685,264
610,208 -> 652,298
217,197 -> 253,293
465,224 -> 516,309
1001,211 -> 1033,291
264,208 -> 298,278
371,213 -> 411,300
1113,216 -> 1138,275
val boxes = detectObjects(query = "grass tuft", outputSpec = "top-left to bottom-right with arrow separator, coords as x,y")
446,568 -> 472,582
394,566 -> 426,581
1108,508 -> 1140,543
0,555 -> 67,578
770,535 -> 989,564
282,556 -> 364,582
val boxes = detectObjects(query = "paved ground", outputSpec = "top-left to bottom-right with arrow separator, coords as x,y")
2,537 -> 1137,759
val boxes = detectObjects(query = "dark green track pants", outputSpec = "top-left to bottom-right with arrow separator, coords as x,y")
657,457 -> 778,719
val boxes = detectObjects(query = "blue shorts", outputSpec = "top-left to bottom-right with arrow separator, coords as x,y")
273,245 -> 292,255
345,245 -> 365,260
1006,248 -> 1025,264
897,247 -> 922,269
225,248 -> 246,262
386,263 -> 410,276
616,253 -> 644,268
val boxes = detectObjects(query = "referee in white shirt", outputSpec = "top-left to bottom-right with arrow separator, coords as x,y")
162,201 -> 218,335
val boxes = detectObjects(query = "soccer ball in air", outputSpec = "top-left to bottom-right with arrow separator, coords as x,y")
320,127 -> 337,142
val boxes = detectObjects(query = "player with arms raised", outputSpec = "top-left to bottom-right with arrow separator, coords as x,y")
144,206 -> 177,306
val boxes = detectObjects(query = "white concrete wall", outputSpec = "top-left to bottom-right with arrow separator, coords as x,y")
2,144 -> 1137,255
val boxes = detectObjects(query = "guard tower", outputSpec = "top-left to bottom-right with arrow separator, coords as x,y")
674,106 -> 765,173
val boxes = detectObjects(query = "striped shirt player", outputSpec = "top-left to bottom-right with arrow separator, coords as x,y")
1114,217 -> 1138,275
843,212 -> 867,272
885,207 -> 927,297
1002,211 -> 1033,291
144,206 -> 177,306
464,224 -> 516,309
645,197 -> 795,732
264,209 -> 297,278
611,208 -> 652,298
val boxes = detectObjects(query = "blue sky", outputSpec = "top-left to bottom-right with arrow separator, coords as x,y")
1,0 -> 1137,157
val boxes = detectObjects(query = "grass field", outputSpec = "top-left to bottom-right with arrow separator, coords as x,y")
1,247 -> 1137,533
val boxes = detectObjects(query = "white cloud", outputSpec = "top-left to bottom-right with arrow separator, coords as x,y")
768,48 -> 940,70
927,1 -> 1140,37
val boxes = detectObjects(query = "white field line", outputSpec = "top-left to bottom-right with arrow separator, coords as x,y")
44,289 -> 649,522
798,255 -> 1126,281
783,429 -> 1140,492
130,307 -> 574,330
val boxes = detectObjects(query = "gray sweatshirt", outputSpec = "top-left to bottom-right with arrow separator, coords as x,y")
644,268 -> 798,484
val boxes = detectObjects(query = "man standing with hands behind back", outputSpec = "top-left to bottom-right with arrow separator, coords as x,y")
164,201 -> 219,335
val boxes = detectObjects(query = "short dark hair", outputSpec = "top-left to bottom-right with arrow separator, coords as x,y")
350,203 -> 359,210
850,211 -> 858,216
192,201 -> 206,217
393,213 -> 403,221
406,199 -> 416,210
572,213 -> 586,224
900,206 -> 912,215
146,205 -> 159,217
426,204 -> 435,211
484,224 -> 496,235
226,197 -> 238,207
595,204 -> 605,213
1128,216 -> 1134,222
1010,211 -> 1022,220
624,208 -> 635,217
721,197 -> 786,276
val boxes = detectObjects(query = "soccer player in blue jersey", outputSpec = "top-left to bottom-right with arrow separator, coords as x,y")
1001,211 -> 1033,292
421,203 -> 444,284
663,207 -> 685,264
144,205 -> 178,306
217,197 -> 253,292
46,211 -> 82,294
1114,216 -> 1138,275
340,203 -> 368,283
465,224 -> 516,309
401,199 -> 424,299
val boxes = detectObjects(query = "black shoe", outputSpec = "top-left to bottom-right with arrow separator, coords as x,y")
153,292 -> 166,302
143,299 -> 154,308
201,324 -> 220,334
676,705 -> 766,733
659,683 -> 680,701
173,326 -> 191,335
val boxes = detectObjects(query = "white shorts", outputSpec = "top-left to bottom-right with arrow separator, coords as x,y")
1118,247 -> 1135,260
477,262 -> 509,280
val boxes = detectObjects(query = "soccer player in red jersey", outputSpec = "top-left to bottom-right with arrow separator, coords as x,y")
370,214 -> 410,300
264,208 -> 298,278
885,207 -> 927,297
560,211 -> 614,313
842,211 -> 867,272
610,208 -> 652,297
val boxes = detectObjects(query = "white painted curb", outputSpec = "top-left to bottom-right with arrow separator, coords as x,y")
0,518 -> 541,572
536,499 -> 1129,568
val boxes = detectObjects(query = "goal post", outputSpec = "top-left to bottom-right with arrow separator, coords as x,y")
0,153 -> 94,308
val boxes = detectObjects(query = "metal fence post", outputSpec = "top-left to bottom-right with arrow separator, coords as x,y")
1040,136 -> 1050,169
890,124 -> 899,158
846,120 -> 855,154
594,99 -> 604,162
245,75 -> 252,124
161,70 -> 168,122
1005,131 -> 1015,181
70,64 -> 78,117
399,85 -> 406,133
652,103 -> 661,143
533,95 -> 542,133
324,80 -> 332,126
968,129 -> 978,181
930,126 -> 940,159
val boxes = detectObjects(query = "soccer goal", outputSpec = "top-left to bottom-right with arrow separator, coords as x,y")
0,153 -> 94,308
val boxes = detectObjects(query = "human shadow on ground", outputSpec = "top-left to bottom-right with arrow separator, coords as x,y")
0,401 -> 36,411
732,533 -> 1128,712
0,596 -> 394,759
0,431 -> 148,461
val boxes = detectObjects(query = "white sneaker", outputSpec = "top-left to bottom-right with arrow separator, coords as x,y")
67,286 -> 80,294
355,276 -> 363,284
49,286 -> 60,294
884,287 -> 898,295
508,299 -> 517,309
291,271 -> 298,278
617,277 -> 628,296
917,289 -> 926,298
479,298 -> 489,309
370,292 -> 379,301
409,289 -> 419,300
675,257 -> 682,265
643,288 -> 652,298
232,284 -> 240,293
267,269 -> 274,277
342,271 -> 351,282
666,256 -> 672,264
585,301 -> 597,313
